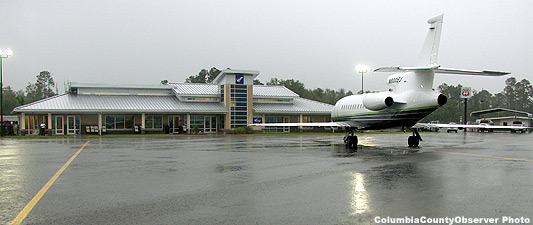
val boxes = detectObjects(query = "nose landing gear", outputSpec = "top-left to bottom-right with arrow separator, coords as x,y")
344,128 -> 358,149
408,128 -> 422,147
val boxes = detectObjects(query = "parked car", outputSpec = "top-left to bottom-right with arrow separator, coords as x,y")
477,120 -> 493,132
510,121 -> 527,133
447,122 -> 458,133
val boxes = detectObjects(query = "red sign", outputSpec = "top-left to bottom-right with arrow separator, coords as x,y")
460,87 -> 472,99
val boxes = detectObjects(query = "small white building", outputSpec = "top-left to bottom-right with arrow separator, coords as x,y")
471,108 -> 532,133
483,116 -> 532,127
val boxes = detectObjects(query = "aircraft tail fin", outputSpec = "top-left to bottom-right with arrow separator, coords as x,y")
417,14 -> 444,66
374,14 -> 511,77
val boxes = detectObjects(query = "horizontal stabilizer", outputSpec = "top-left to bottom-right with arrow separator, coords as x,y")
416,123 -> 528,130
249,122 -> 350,127
434,67 -> 510,76
374,66 -> 510,76
374,66 -> 437,72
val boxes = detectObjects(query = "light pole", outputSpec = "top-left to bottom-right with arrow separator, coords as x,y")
356,65 -> 370,94
1,49 -> 13,137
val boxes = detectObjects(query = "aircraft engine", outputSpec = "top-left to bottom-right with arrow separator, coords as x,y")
363,93 -> 394,111
437,94 -> 447,106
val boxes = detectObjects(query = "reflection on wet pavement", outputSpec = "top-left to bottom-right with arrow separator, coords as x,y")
349,172 -> 369,215
1,133 -> 532,224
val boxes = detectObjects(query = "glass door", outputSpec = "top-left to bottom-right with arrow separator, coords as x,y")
204,116 -> 217,133
283,116 -> 290,133
25,115 -> 38,135
211,116 -> 217,133
67,116 -> 76,135
172,116 -> 181,134
55,116 -> 64,135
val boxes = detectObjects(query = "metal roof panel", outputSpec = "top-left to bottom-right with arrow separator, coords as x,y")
14,94 -> 227,113
252,85 -> 299,97
169,83 -> 219,96
254,97 -> 333,114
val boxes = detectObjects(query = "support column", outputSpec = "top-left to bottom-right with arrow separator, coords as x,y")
464,98 -> 468,132
224,86 -> 231,131
299,114 -> 303,131
98,113 -> 102,136
20,113 -> 26,136
141,113 -> 146,134
247,85 -> 254,126
47,113 -> 52,136
187,113 -> 191,134
260,114 -> 266,132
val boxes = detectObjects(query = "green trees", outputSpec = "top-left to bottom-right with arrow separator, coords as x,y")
25,71 -> 56,103
502,78 -> 533,112
265,78 -> 353,105
1,71 -> 56,114
262,76 -> 533,123
423,77 -> 533,123
184,67 -> 265,85
185,67 -> 221,83
1,86 -> 24,115
4,66 -> 531,124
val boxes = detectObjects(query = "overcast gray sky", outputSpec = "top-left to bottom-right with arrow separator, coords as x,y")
1,0 -> 531,94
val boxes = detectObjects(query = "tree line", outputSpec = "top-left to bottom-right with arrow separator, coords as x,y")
2,71 -> 57,115
3,68 -> 532,125
262,77 -> 533,123
423,77 -> 533,123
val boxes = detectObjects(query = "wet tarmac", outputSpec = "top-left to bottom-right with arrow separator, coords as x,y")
1,132 -> 532,224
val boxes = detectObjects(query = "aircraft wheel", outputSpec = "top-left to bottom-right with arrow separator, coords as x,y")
408,136 -> 419,147
346,136 -> 358,149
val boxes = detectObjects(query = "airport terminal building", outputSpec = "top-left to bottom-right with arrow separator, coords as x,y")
13,69 -> 334,135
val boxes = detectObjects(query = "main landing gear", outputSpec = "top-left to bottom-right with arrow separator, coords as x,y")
344,128 -> 358,149
408,128 -> 422,147
344,127 -> 421,149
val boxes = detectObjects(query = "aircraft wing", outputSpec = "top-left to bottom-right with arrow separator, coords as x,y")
249,122 -> 350,127
417,123 -> 528,130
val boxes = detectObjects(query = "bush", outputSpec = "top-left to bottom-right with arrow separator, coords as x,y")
232,126 -> 253,134
192,126 -> 200,134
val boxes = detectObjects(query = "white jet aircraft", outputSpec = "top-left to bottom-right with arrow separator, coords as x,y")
250,14 -> 512,148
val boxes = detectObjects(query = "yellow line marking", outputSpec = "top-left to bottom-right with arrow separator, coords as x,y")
424,149 -> 533,162
10,141 -> 90,225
